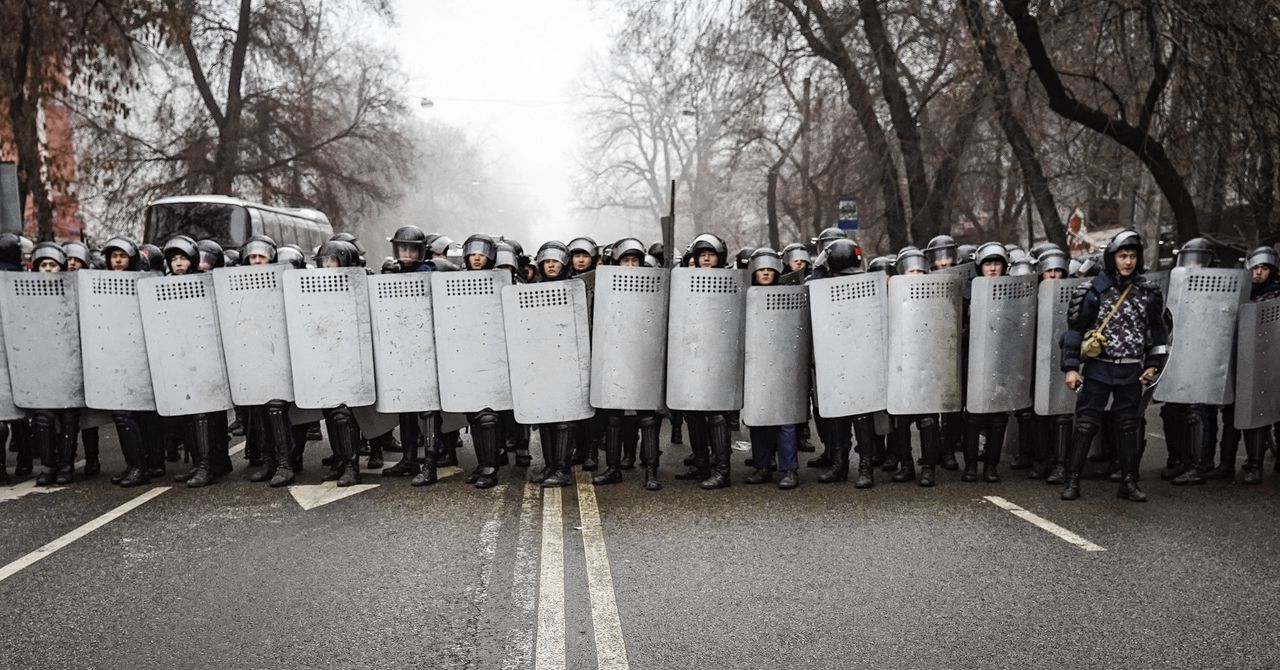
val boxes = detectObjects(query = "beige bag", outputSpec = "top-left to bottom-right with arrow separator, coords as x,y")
1081,284 -> 1132,360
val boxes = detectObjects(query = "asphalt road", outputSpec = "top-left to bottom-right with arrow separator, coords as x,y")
2,410 -> 1279,670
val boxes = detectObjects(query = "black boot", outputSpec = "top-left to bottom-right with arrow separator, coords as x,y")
411,413 -> 439,487
185,415 -> 215,488
778,469 -> 798,489
639,415 -> 662,491
337,415 -> 362,487
620,430 -> 637,470
1115,416 -> 1147,502
675,415 -> 711,481
32,414 -> 57,487
818,417 -> 849,483
384,413 -> 421,477
669,415 -> 683,445
1242,429 -> 1264,485
114,413 -> 150,488
890,425 -> 915,483
1046,415 -> 1070,485
248,409 -> 278,484
1204,424 -> 1238,481
852,416 -> 876,488
961,416 -> 981,482
818,445 -> 849,483
1010,411 -> 1033,471
982,415 -> 1007,483
1172,410 -> 1206,486
367,432 -> 388,469
265,403 -> 295,487
541,423 -> 574,488
529,425 -> 555,484
81,427 -> 100,476
1060,417 -> 1097,501
700,415 -> 731,490
592,418 -> 623,486
54,415 -> 78,485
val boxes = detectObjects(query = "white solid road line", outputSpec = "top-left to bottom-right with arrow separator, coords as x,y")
536,485 -> 566,670
984,495 -> 1106,552
0,486 -> 172,583
574,472 -> 631,670
503,484 -> 543,670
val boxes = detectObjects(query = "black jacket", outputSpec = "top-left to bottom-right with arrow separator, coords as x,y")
1061,271 -> 1169,373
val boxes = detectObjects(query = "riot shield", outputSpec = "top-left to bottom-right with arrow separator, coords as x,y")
1153,268 -> 1248,405
779,269 -> 807,286
937,263 -> 976,281
77,270 -> 158,412
137,274 -> 234,416
578,268 -> 596,331
665,268 -> 746,412
431,270 -> 514,413
352,404 -> 398,438
0,273 -> 83,409
966,275 -> 1037,414
1143,269 -> 1170,297
213,265 -> 294,405
886,273 -> 964,415
288,404 -> 324,425
1234,300 -> 1280,429
283,268 -> 376,409
742,286 -> 811,426
589,266 -> 669,411
502,280 -> 594,424
1034,278 -> 1087,416
0,318 -> 23,421
368,273 -> 440,413
809,273 -> 888,418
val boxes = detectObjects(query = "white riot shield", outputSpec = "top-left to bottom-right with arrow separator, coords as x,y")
213,265 -> 294,405
1143,270 -> 1170,297
431,270 -> 513,413
283,268 -> 376,409
502,280 -> 594,424
809,273 -> 889,418
742,286 -> 810,426
368,273 -> 440,413
589,266 -> 669,411
1153,268 -> 1248,405
352,404 -> 398,438
0,316 -> 23,420
665,268 -> 746,412
937,263 -> 977,281
966,275 -> 1037,414
886,274 -> 964,415
77,270 -> 158,412
0,273 -> 83,409
1034,278 -> 1087,416
1234,301 -> 1280,429
137,274 -> 234,416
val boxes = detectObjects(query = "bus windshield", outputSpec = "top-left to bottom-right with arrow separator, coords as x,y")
147,202 -> 249,247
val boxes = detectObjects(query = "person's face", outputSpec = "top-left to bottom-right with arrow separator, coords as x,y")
570,252 -> 593,271
66,257 -> 84,271
466,253 -> 488,270
320,256 -> 342,268
1114,249 -> 1138,276
394,243 -> 421,264
109,250 -> 130,270
788,259 -> 808,272
1041,268 -> 1065,280
932,257 -> 954,270
247,253 -> 271,266
1252,265 -> 1272,284
522,265 -> 536,281
981,260 -> 1004,277
697,250 -> 718,268
619,255 -> 641,268
753,268 -> 778,285
542,259 -> 564,277
169,255 -> 191,275
37,259 -> 61,272
904,267 -> 927,276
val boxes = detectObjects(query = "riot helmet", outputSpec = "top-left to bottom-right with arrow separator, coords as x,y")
1078,255 -> 1102,277
389,225 -> 428,264
781,243 -> 812,273
895,248 -> 929,275
139,244 -> 164,272
196,239 -> 225,271
924,234 -> 958,269
380,256 -> 398,274
642,253 -> 658,268
1246,246 -> 1279,284
974,242 -> 1009,277
611,237 -> 647,266
0,233 -> 21,267
163,235 -> 200,275
103,236 -> 141,271
823,238 -> 863,276
1008,258 -> 1036,276
813,227 -> 847,251
223,249 -> 240,267
647,241 -> 664,267
955,244 -> 977,265
1103,229 -> 1145,275
735,246 -> 755,270
314,240 -> 359,268
31,242 -> 66,272
689,233 -> 728,268
462,233 -> 497,270
1008,247 -> 1028,263
276,245 -> 306,269
867,255 -> 897,275
536,241 -> 571,279
329,232 -> 366,257
1174,237 -> 1214,269
747,248 -> 783,286
1069,258 -> 1081,276
428,234 -> 454,259
567,236 -> 598,272
1035,250 -> 1070,279
1029,242 -> 1062,259
242,237 -> 277,265
19,236 -> 34,263
495,247 -> 519,273
62,241 -> 90,271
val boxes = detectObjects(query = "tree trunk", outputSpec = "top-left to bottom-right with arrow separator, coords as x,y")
766,167 -> 781,249
7,4 -> 55,240
999,0 -> 1199,242
963,0 -> 1065,249
210,0 -> 254,194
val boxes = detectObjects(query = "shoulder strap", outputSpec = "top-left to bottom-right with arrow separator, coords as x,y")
1095,284 -> 1133,333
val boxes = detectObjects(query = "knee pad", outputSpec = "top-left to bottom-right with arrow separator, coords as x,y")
1075,411 -> 1103,437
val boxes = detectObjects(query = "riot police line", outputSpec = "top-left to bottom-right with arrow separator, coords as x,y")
0,225 -> 1278,504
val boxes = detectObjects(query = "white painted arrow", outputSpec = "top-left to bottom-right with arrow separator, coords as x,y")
0,480 -> 66,504
287,466 -> 463,510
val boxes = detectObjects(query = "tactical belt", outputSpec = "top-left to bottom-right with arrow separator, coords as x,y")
1097,357 -> 1142,365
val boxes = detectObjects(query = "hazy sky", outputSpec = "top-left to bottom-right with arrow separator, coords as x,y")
391,0 -> 617,243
